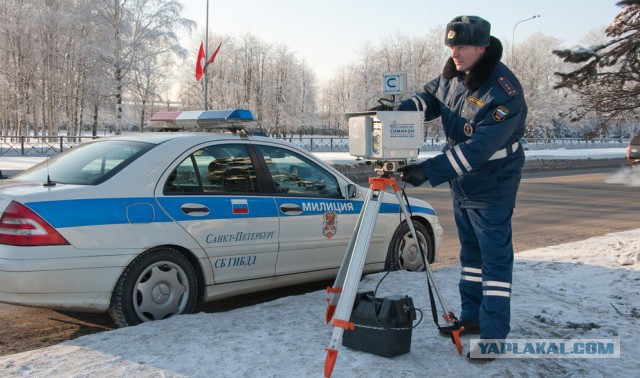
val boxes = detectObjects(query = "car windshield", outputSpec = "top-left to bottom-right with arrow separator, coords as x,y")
15,140 -> 155,185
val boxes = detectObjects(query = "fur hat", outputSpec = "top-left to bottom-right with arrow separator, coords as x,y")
445,16 -> 491,47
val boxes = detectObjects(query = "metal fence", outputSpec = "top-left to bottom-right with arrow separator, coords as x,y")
278,136 -> 630,152
0,135 -> 630,156
0,136 -> 98,157
524,138 -> 629,149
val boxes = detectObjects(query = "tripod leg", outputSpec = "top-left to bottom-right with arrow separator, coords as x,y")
324,188 -> 384,377
325,194 -> 368,323
394,190 -> 462,354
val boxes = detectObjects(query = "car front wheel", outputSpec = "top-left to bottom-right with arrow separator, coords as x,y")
109,247 -> 198,327
385,220 -> 433,271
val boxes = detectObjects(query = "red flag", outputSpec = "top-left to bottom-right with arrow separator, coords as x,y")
205,41 -> 222,72
195,42 -> 205,81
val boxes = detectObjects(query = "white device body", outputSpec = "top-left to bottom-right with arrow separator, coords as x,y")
348,111 -> 424,160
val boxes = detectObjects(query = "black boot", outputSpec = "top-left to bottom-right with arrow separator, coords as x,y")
466,351 -> 496,363
438,319 -> 480,337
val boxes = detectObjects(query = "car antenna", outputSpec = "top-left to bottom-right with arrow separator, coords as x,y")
43,156 -> 56,187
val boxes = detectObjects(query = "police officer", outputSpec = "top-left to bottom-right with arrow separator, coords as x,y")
395,16 -> 527,358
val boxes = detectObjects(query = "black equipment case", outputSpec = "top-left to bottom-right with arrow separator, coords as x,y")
342,291 -> 416,357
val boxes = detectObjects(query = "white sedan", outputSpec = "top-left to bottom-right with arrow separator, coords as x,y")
0,132 -> 442,327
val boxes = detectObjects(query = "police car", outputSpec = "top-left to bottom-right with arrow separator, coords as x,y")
0,115 -> 442,327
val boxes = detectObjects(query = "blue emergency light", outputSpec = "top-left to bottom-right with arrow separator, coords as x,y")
197,109 -> 256,126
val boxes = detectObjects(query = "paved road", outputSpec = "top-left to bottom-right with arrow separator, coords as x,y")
1,165 -> 638,357
400,166 -> 640,268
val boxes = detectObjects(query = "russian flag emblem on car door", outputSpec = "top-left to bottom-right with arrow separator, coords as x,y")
232,199 -> 249,214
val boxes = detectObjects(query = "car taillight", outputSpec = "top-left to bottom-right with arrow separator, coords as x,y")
0,201 -> 69,246
627,145 -> 631,160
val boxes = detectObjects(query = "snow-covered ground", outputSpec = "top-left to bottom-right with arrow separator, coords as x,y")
0,229 -> 638,377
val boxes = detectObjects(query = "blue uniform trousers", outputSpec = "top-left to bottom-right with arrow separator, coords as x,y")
453,203 -> 514,339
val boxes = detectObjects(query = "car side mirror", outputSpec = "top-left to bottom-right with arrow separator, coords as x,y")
345,184 -> 358,199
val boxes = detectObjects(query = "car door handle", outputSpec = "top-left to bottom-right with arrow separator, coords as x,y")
279,204 -> 302,215
180,203 -> 210,216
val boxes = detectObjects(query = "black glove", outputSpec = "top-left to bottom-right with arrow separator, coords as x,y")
369,103 -> 393,111
368,99 -> 394,111
397,164 -> 428,187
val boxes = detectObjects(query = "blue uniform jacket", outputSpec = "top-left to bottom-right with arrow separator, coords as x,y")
399,37 -> 527,209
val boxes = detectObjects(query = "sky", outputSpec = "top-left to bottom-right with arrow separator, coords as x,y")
0,227 -> 638,376
180,0 -> 623,82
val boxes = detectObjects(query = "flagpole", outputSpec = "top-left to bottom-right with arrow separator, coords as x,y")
203,0 -> 209,110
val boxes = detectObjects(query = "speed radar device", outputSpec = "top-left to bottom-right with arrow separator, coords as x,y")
346,110 -> 424,175
346,71 -> 424,175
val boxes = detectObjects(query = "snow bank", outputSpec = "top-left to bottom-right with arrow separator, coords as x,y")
0,229 -> 638,377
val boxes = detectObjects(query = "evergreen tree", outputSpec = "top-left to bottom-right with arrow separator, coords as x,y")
553,0 -> 640,139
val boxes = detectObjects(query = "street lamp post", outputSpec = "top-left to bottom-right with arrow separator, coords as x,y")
204,0 -> 209,110
511,14 -> 541,68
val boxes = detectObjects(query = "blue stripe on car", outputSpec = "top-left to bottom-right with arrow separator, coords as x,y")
26,198 -> 173,228
25,197 -> 435,229
157,197 -> 278,221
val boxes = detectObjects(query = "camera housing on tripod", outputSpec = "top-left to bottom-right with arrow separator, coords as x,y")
346,110 -> 424,176
347,111 -> 424,160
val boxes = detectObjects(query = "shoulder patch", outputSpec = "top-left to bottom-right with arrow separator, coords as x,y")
498,77 -> 518,97
492,105 -> 509,121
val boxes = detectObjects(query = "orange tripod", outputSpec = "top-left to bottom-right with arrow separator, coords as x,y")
323,176 -> 462,377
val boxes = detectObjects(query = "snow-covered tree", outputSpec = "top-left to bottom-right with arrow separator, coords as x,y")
553,0 -> 640,138
92,0 -> 194,134
177,33 -> 314,137
515,34 -> 572,140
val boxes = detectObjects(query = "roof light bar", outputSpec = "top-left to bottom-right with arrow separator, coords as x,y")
150,109 -> 256,131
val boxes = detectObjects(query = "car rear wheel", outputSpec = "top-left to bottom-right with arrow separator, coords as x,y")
109,247 -> 198,327
385,220 -> 433,271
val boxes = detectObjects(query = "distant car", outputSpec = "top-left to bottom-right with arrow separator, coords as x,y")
519,137 -> 530,151
627,133 -> 640,165
0,132 -> 442,327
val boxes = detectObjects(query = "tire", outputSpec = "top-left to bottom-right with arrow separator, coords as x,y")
385,220 -> 433,272
109,247 -> 198,327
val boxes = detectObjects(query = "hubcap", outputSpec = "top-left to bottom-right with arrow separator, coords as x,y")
399,232 -> 428,271
133,261 -> 190,322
